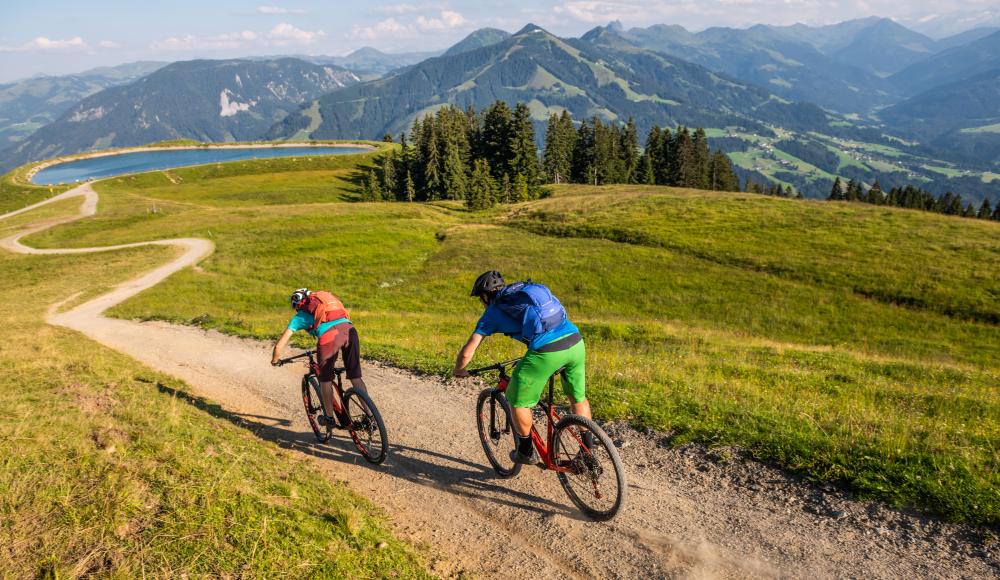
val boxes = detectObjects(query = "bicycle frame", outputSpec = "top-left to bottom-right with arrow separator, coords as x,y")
492,364 -> 576,474
286,350 -> 348,418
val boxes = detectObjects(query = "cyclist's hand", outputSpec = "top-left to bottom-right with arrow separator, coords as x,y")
453,368 -> 471,378
271,357 -> 281,367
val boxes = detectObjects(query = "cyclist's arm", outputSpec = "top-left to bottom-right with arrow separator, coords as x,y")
271,328 -> 294,365
453,333 -> 484,377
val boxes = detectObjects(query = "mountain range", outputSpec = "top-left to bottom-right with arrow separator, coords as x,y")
0,61 -> 165,148
1,17 -> 998,202
2,58 -> 358,171
271,24 -> 826,143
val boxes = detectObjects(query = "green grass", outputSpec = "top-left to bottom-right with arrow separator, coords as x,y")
0,167 -> 70,213
0,181 -> 428,576
923,164 -> 967,178
960,123 -> 1000,134
11,154 -> 1000,526
510,186 -> 1000,327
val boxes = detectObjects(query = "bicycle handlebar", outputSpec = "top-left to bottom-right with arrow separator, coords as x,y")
277,350 -> 315,366
467,357 -> 522,376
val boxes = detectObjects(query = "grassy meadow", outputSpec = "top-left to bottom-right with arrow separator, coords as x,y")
11,152 -> 1000,527
0,174 -> 428,576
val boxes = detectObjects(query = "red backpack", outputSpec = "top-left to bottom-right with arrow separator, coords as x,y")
300,291 -> 349,331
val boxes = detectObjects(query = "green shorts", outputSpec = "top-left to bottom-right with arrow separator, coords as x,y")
507,339 -> 586,409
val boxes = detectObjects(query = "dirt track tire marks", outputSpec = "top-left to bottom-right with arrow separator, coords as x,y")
3,182 -> 997,579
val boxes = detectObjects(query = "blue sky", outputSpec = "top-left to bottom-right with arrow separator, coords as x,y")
2,1 -> 998,82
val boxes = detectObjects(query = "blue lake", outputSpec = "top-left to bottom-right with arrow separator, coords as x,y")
30,146 -> 370,185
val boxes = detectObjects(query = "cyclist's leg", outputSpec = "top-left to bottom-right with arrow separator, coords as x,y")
341,326 -> 367,392
317,329 -> 349,417
559,340 -> 590,420
507,350 -> 561,436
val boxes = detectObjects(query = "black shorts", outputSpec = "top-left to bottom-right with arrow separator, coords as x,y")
317,324 -> 362,381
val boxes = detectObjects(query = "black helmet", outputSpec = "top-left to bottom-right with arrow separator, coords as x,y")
470,270 -> 505,297
290,288 -> 309,309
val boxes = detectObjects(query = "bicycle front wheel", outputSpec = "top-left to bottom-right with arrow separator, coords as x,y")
476,388 -> 521,478
302,375 -> 331,443
344,388 -> 388,465
553,415 -> 627,521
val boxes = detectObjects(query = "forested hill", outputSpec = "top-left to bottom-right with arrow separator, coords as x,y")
269,24 -> 830,143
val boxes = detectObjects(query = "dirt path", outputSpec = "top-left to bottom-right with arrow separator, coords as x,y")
2,184 -> 997,579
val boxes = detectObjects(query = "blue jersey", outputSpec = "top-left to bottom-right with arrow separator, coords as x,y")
473,303 -> 579,351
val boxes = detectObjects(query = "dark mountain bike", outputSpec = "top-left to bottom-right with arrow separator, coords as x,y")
278,350 -> 388,465
470,358 -> 626,521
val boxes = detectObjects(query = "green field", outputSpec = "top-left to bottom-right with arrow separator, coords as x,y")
0,176 -> 428,576
9,152 -> 1000,529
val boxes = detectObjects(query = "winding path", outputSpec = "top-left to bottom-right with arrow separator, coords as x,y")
2,182 -> 996,579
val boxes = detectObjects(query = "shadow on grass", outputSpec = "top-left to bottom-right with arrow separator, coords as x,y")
153,380 -> 589,521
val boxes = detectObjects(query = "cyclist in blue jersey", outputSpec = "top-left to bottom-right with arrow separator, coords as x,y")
454,271 -> 592,464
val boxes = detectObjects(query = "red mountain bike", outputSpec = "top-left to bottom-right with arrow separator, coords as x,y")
278,350 -> 388,465
470,358 -> 626,521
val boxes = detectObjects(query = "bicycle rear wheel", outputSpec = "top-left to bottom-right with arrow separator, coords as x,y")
302,375 -> 331,443
344,388 -> 388,465
553,415 -> 626,521
476,388 -> 522,478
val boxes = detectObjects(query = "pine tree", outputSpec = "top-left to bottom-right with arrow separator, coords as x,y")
947,193 -> 963,215
669,127 -> 696,187
708,150 -> 739,191
382,133 -> 393,143
845,179 -> 860,202
422,118 -> 442,199
638,152 -> 654,185
510,103 -> 539,196
829,177 -> 843,201
543,113 -> 563,183
866,180 -> 883,205
691,128 -> 711,190
405,170 -> 415,202
571,119 -> 595,184
978,198 -> 992,219
481,101 -> 514,178
513,173 -> 530,202
500,173 -> 512,204
963,203 -> 977,218
993,202 -> 1000,221
466,158 -> 497,210
442,142 -> 467,200
543,110 -> 576,185
381,152 -> 396,196
621,117 -> 640,183
366,169 -> 383,202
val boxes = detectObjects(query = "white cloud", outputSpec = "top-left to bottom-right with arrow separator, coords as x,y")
416,10 -> 468,31
350,9 -> 469,40
150,24 -> 320,51
0,36 -> 88,52
553,1 -> 646,24
350,18 -> 409,41
374,3 -> 423,15
257,6 -> 305,15
98,40 -> 121,49
267,22 -> 323,45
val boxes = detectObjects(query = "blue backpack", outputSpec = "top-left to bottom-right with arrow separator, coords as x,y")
494,281 -> 567,344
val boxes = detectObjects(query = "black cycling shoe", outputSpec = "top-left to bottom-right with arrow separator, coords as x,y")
317,414 -> 335,428
510,448 -> 541,465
